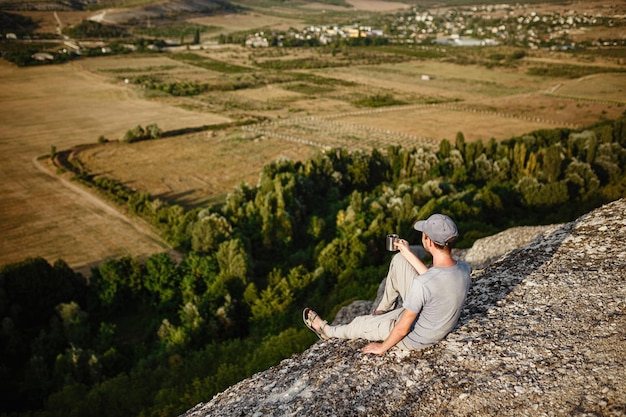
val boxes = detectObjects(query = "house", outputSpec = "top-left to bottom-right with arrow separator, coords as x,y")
245,35 -> 269,48
32,53 -> 54,61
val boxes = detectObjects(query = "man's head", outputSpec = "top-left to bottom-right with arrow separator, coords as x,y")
414,214 -> 459,248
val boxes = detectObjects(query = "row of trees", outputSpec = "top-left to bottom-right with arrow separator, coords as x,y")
64,21 -> 129,40
134,23 -> 210,45
116,113 -> 624,253
2,113 -> 625,416
121,124 -> 162,143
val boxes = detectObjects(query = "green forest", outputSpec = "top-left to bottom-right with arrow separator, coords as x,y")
2,113 -> 626,417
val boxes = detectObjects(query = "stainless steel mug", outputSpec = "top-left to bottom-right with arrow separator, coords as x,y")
386,234 -> 399,251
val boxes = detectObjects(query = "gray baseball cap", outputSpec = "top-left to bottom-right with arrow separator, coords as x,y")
413,214 -> 459,246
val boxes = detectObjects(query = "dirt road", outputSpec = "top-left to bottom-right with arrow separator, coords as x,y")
0,61 -> 221,276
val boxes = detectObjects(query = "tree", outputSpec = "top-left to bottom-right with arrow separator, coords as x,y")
512,141 -> 528,179
317,233 -> 367,278
158,318 -> 189,352
0,258 -> 87,412
57,301 -> 90,347
216,239 -> 249,284
475,186 -> 504,221
564,159 -> 600,201
122,125 -> 145,143
368,148 -> 391,187
145,123 -> 162,139
257,187 -> 293,249
455,131 -> 466,157
492,157 -> 511,182
525,150 -> 538,177
540,144 -> 564,183
410,147 -> 439,181
516,177 -> 568,207
612,115 -> 626,146
91,257 -> 142,310
144,252 -> 180,304
250,270 -> 293,320
0,258 -> 87,348
473,153 -> 493,181
569,130 -> 597,163
381,189 -> 419,235
438,138 -> 451,158
485,138 -> 498,158
593,142 -> 623,184
191,211 -> 233,253
464,139 -> 484,171
346,150 -> 371,190
178,252 -> 217,305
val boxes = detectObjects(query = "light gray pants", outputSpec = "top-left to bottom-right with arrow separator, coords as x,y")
324,253 -> 417,349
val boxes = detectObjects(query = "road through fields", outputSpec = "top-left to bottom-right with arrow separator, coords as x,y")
0,60 -> 226,276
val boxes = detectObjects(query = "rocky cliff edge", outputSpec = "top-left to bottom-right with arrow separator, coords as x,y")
182,198 -> 626,417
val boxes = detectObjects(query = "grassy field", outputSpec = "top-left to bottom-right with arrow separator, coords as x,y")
1,0 -> 625,275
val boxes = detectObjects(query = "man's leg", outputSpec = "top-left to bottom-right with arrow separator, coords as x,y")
375,253 -> 418,313
324,309 -> 403,342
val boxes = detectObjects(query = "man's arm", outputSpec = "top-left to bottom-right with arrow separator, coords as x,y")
396,239 -> 428,275
361,309 -> 419,355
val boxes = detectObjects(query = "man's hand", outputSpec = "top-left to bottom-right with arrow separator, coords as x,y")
361,309 -> 418,355
361,342 -> 387,355
394,238 -> 410,253
396,238 -> 429,275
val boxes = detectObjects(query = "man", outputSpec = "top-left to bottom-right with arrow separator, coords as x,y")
303,213 -> 471,355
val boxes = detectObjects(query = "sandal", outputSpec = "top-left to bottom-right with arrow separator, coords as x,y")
303,308 -> 329,340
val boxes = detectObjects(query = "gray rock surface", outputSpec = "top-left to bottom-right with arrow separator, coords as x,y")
181,199 -> 626,417
454,224 -> 561,270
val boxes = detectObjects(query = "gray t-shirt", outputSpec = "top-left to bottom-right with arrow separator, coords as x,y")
402,261 -> 471,349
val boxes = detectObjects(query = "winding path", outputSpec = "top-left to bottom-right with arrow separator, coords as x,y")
0,61 -> 188,276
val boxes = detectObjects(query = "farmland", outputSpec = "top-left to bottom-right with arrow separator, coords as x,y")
1,0 -> 625,274
64,45 -> 626,207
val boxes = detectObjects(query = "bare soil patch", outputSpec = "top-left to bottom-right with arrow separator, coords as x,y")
312,62 -> 548,103
555,72 -> 626,102
187,11 -> 305,34
345,0 -> 410,13
339,105 -> 569,144
302,0 -> 409,13
18,10 -> 94,34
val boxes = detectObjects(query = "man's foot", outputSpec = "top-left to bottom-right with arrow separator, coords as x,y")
303,308 -> 329,340
309,310 -> 327,333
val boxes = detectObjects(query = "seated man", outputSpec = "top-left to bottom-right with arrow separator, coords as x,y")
304,213 -> 471,355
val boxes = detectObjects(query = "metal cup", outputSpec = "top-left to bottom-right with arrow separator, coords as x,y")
385,234 -> 399,251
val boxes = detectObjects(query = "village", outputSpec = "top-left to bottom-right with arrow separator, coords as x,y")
3,1 -> 624,64
245,3 -> 624,50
